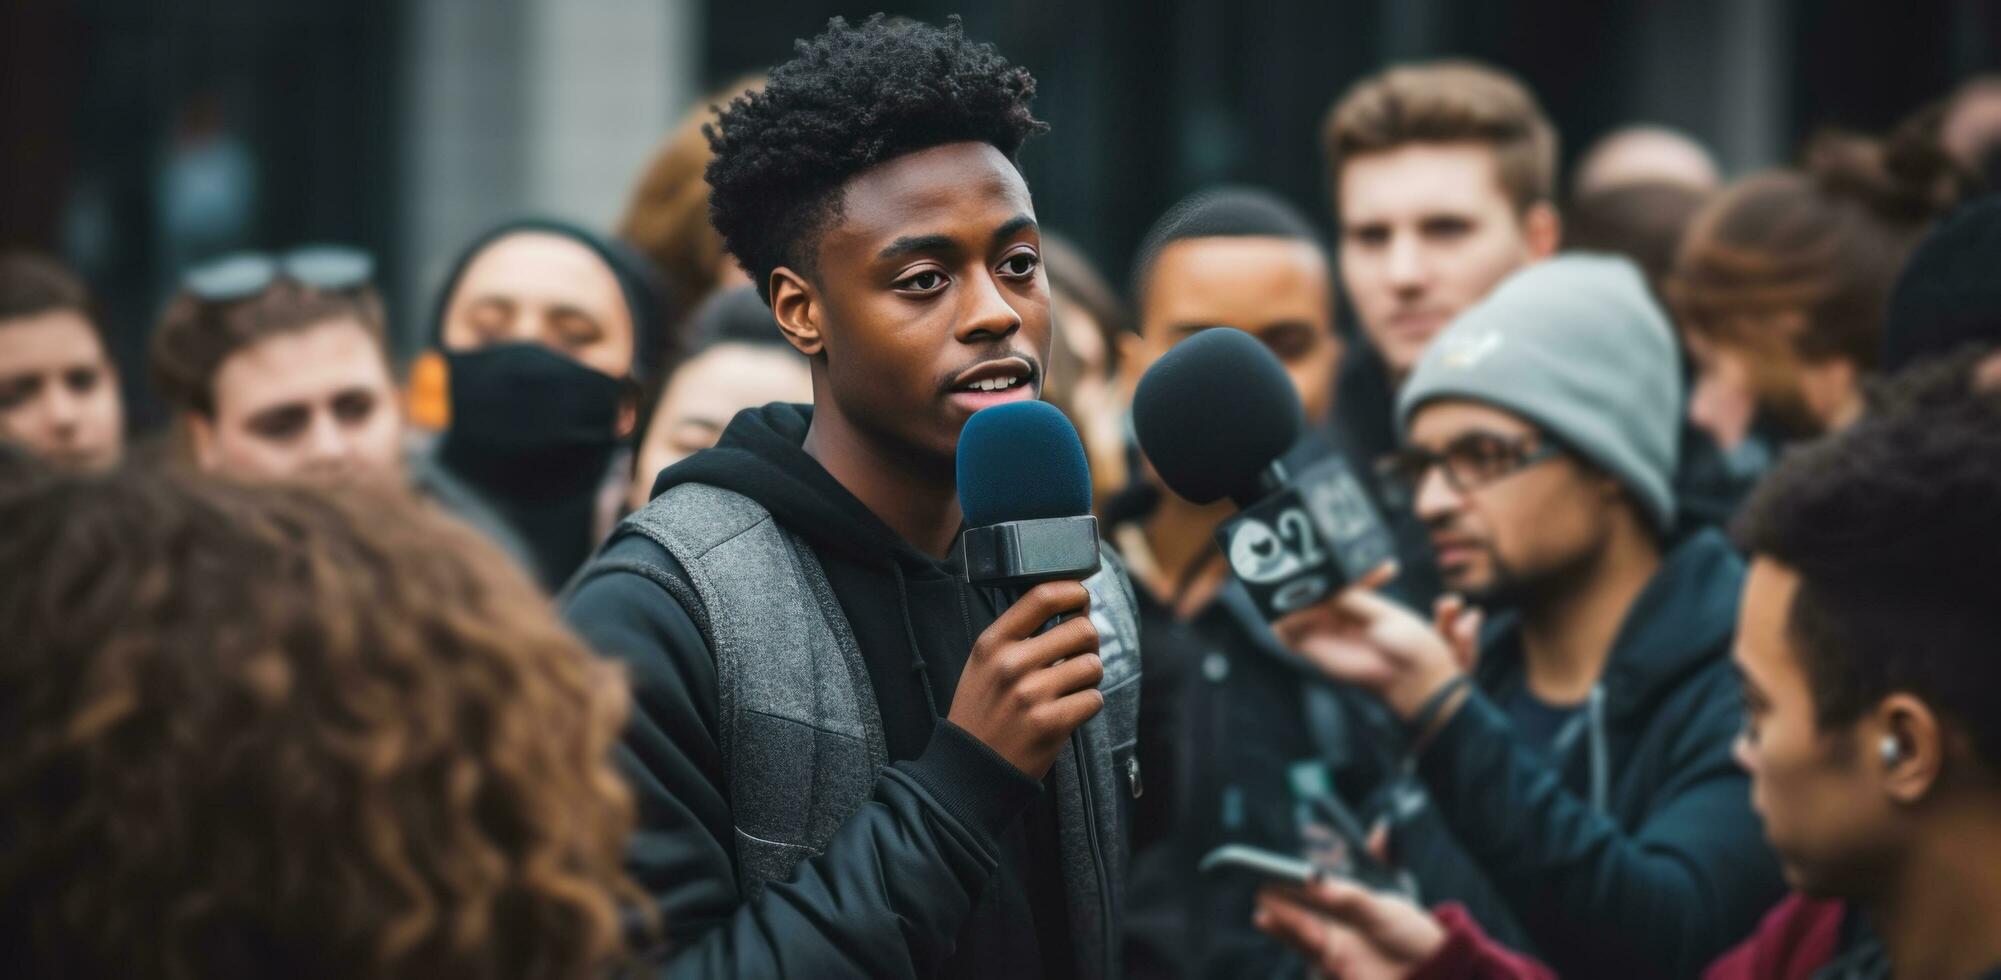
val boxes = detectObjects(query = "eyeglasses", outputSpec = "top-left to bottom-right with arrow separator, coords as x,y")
1375,432 -> 1564,507
182,245 -> 375,302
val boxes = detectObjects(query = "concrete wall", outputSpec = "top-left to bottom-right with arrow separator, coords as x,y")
398,0 -> 695,351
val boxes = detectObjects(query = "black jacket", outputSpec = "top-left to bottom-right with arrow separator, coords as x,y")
1124,576 -> 1400,980
561,403 -> 1084,979
1119,430 -> 1409,980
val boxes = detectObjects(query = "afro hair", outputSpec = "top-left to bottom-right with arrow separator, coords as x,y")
704,15 -> 1047,303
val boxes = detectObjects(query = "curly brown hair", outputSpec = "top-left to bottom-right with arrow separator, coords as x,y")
0,466 -> 647,980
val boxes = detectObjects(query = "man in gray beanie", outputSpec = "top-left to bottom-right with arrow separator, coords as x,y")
1254,255 -> 1784,979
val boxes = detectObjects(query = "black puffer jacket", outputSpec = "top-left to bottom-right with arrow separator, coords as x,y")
563,403 -> 1139,979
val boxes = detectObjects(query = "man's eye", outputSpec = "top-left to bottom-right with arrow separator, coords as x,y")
0,376 -> 40,409
1448,437 -> 1503,462
899,271 -> 947,292
1347,226 -> 1390,247
64,367 -> 101,394
1445,439 -> 1517,480
1261,326 -> 1322,362
550,312 -> 604,347
1422,217 -> 1473,240
333,391 -> 377,423
468,301 -> 512,337
999,253 -> 1039,278
249,407 -> 311,440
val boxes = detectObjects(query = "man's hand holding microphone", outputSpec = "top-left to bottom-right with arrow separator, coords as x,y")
949,400 -> 1109,780
950,580 -> 1103,779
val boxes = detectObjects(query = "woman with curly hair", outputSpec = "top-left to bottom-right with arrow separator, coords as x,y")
0,466 -> 648,980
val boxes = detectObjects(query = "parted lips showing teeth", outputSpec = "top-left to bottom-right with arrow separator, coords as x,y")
950,356 -> 1033,393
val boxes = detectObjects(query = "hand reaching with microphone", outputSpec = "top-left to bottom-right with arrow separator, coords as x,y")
1272,564 -> 1476,729
948,581 -> 1105,779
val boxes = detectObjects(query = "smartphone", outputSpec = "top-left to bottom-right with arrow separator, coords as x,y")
1199,843 -> 1319,886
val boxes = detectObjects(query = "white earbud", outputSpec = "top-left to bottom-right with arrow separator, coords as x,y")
1880,735 -> 1903,767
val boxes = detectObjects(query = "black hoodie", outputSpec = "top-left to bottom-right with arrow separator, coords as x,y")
562,403 -> 1081,979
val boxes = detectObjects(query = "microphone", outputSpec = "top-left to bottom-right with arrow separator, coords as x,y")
958,401 -> 1101,603
1132,328 -> 1396,619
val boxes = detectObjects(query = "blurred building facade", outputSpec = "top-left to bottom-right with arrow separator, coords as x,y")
1,0 -> 1994,429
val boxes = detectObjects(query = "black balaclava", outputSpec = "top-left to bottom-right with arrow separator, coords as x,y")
431,218 -> 666,591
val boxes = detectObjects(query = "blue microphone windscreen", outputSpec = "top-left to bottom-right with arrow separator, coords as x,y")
957,401 -> 1093,528
1132,327 -> 1304,505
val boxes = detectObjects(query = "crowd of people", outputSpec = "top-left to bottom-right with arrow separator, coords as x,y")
5,13 -> 2001,980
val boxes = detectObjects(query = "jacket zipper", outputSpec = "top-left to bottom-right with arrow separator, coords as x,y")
982,580 -> 1118,978
1072,727 -> 1114,977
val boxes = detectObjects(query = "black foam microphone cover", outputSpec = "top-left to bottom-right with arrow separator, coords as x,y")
1132,328 -> 1304,506
958,401 -> 1093,526
957,401 -> 1100,590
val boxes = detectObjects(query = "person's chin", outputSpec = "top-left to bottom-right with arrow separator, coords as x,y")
44,449 -> 109,473
1379,325 -> 1442,370
1436,557 -> 1488,595
1456,573 -> 1523,611
1774,851 -> 1833,898
1379,348 -> 1424,379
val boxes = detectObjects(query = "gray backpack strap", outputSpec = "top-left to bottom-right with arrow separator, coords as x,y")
619,483 -> 887,900
1052,543 -> 1145,980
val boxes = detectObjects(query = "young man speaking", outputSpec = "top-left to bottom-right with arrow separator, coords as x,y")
563,16 -> 1142,980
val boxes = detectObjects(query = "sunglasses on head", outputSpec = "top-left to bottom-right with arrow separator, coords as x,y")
182,245 -> 375,302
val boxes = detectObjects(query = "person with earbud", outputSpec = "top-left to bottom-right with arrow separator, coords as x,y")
1254,361 -> 2001,980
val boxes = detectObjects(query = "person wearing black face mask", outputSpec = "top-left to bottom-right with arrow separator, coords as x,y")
426,218 -> 667,592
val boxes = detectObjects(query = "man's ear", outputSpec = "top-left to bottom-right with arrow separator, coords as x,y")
1877,693 -> 1946,806
769,268 -> 825,358
1522,201 -> 1562,259
185,412 -> 220,471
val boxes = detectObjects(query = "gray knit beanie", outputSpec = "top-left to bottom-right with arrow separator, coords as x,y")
1396,253 -> 1683,532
